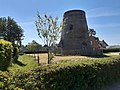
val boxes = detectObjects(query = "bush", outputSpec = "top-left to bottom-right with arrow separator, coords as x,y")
7,56 -> 120,90
0,71 -> 12,90
0,39 -> 13,71
103,48 -> 120,53
13,46 -> 19,62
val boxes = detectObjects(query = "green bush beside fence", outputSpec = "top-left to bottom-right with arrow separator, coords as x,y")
103,48 -> 120,53
6,56 -> 120,90
0,39 -> 13,71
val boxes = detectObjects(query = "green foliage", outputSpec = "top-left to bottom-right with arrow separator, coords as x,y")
13,46 -> 19,62
35,13 -> 61,47
7,56 -> 120,90
0,54 -> 38,89
0,71 -> 24,90
35,12 -> 61,64
0,16 -> 24,46
0,71 -> 12,90
8,55 -> 38,75
103,48 -> 120,53
0,39 -> 13,71
26,40 -> 42,52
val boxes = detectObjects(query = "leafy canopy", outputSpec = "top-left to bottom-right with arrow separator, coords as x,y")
35,12 -> 61,47
26,40 -> 42,52
35,12 -> 62,64
0,16 -> 24,46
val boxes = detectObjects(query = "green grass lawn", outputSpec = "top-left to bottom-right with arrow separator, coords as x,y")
1,52 -> 119,75
8,54 -> 38,75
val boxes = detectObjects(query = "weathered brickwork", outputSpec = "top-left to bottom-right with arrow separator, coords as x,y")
59,10 -> 102,55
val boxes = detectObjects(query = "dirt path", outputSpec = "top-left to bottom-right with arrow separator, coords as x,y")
27,53 -> 90,64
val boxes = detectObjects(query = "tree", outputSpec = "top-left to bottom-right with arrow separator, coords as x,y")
0,16 -> 24,47
0,17 -> 24,62
35,12 -> 61,64
26,40 -> 42,52
0,17 -> 6,38
88,28 -> 96,36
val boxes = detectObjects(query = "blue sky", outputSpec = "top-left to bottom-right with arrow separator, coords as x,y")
0,0 -> 120,45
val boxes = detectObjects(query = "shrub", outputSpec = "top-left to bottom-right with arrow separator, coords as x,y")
103,48 -> 120,53
13,46 -> 19,62
0,71 -> 12,90
0,39 -> 13,71
7,56 -> 120,90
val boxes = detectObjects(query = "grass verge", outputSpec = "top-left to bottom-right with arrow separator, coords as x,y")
8,54 -> 38,75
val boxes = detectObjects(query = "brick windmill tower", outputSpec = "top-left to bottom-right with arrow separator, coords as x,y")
59,10 -> 95,55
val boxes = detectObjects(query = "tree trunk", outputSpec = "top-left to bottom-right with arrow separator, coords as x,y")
47,47 -> 54,64
48,51 -> 50,64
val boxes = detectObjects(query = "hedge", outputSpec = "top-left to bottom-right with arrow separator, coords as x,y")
0,71 -> 12,89
0,39 -> 13,71
4,56 -> 120,90
103,48 -> 120,53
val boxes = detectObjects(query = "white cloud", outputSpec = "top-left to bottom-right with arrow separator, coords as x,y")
92,23 -> 120,28
19,10 -> 63,27
87,7 -> 120,18
18,21 -> 34,26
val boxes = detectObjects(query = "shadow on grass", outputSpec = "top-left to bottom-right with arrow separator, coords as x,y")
13,60 -> 26,66
87,54 -> 110,58
55,54 -> 110,58
0,61 -> 26,71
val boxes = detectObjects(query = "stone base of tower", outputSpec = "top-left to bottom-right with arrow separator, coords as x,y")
58,48 -> 103,56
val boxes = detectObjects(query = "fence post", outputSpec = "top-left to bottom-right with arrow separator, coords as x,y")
37,55 -> 40,65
